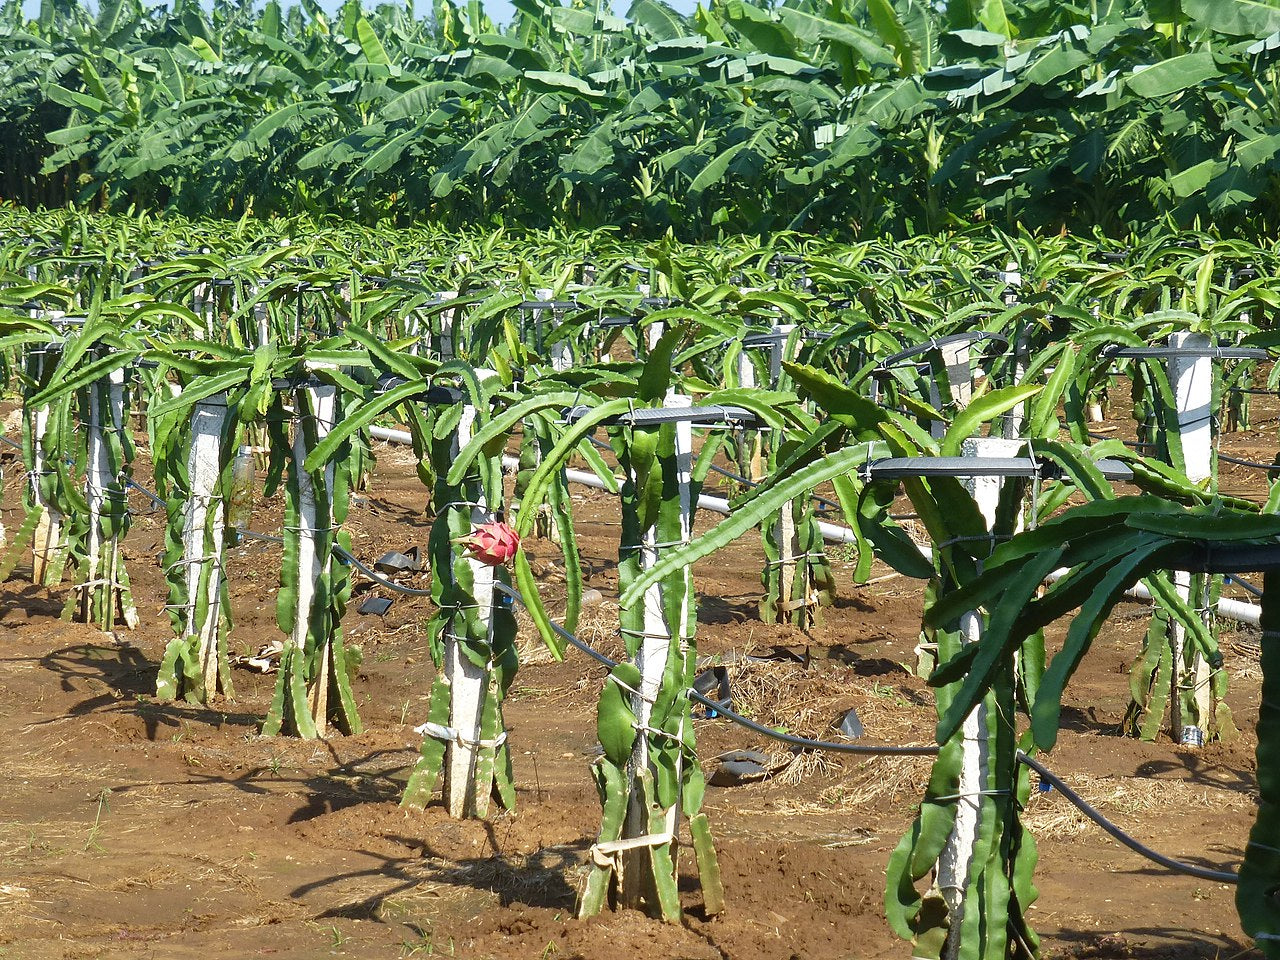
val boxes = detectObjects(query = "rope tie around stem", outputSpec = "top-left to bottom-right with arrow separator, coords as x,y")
76,577 -> 117,590
619,538 -> 694,552
440,602 -> 485,613
84,484 -> 129,500
439,629 -> 496,646
163,554 -> 222,574
183,493 -> 225,505
617,626 -> 685,643
75,422 -> 129,434
589,832 -> 676,869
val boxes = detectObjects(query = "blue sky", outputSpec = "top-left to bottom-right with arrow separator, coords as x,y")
21,0 -> 703,29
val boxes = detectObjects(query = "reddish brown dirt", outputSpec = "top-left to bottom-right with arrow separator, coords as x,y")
0,411 -> 1268,960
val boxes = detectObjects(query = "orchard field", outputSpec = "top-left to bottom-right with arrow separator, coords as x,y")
0,212 -> 1279,959
7,0 -> 1280,957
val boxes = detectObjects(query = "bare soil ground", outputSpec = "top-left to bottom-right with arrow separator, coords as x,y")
0,406 -> 1268,960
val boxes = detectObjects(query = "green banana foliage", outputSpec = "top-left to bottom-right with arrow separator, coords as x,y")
10,1 -> 1280,238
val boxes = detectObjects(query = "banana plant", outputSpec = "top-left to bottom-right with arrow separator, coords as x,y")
16,0 -> 1280,238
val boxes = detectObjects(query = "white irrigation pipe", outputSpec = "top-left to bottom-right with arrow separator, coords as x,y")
367,426 -> 1260,626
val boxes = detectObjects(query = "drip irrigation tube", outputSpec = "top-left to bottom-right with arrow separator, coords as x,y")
0,434 -> 166,511
1104,345 -> 1269,361
1226,574 -> 1264,598
875,331 -> 1009,369
1218,451 -> 1280,473
238,529 -> 436,597
490,580 -> 939,755
1016,752 -> 1238,884
125,477 -> 167,510
493,581 -> 617,669
490,580 -> 1243,884
686,687 -> 940,756
1042,569 -> 1261,627
563,404 -> 760,428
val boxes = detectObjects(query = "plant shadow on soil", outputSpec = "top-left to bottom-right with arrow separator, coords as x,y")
19,641 -> 271,739
0,580 -> 65,621
296,836 -> 584,919
105,742 -> 417,813
1049,927 -> 1258,959
1131,754 -> 1257,796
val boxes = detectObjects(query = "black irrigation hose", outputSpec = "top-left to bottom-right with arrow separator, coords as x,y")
1217,450 -> 1280,473
488,578 -> 942,752
125,477 -> 167,510
686,687 -> 940,756
334,544 -> 434,596
238,529 -> 284,546
1226,574 -> 1265,598
493,580 -> 1242,883
0,433 -> 166,511
238,528 -> 436,597
1016,751 -> 1239,884
493,580 -> 617,668
1104,345 -> 1269,361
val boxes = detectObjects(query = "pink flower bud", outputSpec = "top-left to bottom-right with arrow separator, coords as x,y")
455,521 -> 521,566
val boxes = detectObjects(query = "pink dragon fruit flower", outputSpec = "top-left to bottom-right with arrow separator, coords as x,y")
455,521 -> 521,566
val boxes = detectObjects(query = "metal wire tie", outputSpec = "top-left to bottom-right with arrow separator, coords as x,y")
413,720 -> 507,750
